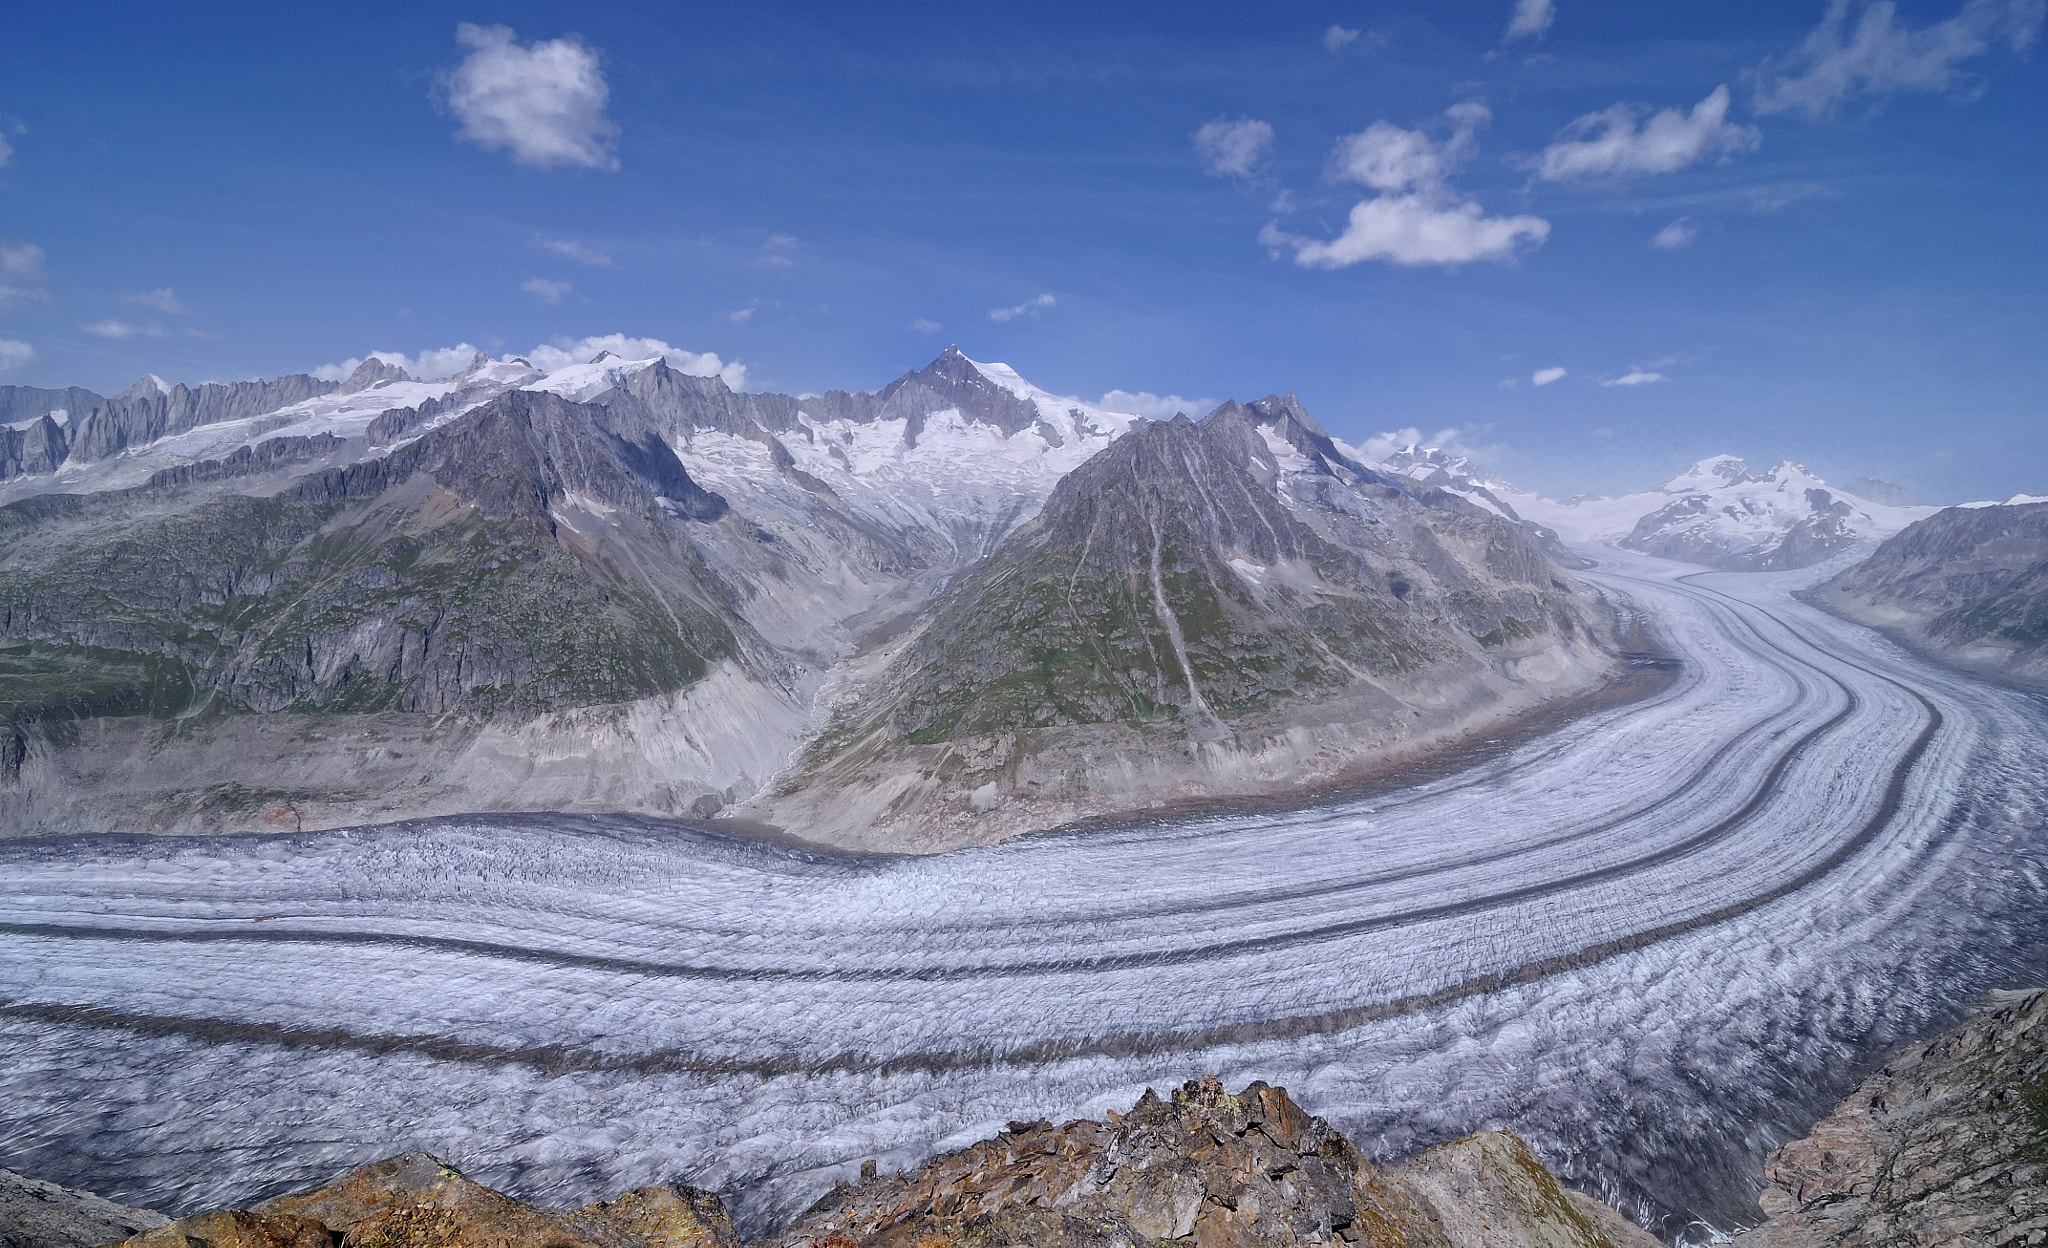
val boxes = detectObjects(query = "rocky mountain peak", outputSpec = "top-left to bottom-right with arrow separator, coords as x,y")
1664,455 -> 1766,492
339,356 -> 413,394
115,374 -> 172,402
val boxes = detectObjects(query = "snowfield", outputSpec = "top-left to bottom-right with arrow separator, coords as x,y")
1,550 -> 2046,1246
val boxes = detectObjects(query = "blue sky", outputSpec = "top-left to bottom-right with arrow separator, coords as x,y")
1,0 -> 2042,499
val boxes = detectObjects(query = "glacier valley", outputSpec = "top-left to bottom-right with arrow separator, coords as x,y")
1,548 -> 2045,1245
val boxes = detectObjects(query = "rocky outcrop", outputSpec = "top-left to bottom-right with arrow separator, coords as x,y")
0,1167 -> 168,1248
1810,501 -> 2048,688
767,1076 -> 1655,1248
757,402 -> 1621,850
1733,989 -> 2048,1247
107,1151 -> 738,1248
60,374 -> 338,468
0,387 -> 102,482
63,1079 -> 1650,1248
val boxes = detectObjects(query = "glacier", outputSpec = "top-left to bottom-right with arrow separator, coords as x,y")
0,549 -> 2045,1246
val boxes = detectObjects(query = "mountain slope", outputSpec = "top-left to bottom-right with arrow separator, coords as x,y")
755,401 -> 1621,850
1807,500 -> 2048,688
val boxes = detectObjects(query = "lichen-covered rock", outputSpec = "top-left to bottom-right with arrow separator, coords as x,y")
0,1166 -> 167,1248
760,1076 -> 1650,1248
104,1152 -> 738,1248
1732,989 -> 2048,1247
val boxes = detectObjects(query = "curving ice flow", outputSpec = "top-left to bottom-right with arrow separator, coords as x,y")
2,550 -> 2047,1245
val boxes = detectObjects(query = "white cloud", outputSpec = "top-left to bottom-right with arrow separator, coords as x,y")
720,298 -> 777,324
1756,0 -> 2045,117
1194,117 -> 1275,178
1096,390 -> 1217,420
1533,366 -> 1567,386
533,236 -> 613,267
1506,0 -> 1557,40
0,134 -> 11,168
910,318 -> 943,333
0,240 -> 48,309
121,287 -> 187,314
521,277 -> 573,303
1325,25 -> 1362,51
0,339 -> 34,374
1534,86 -> 1760,182
1749,182 -> 1830,213
1265,103 -> 1548,268
312,344 -> 488,383
754,235 -> 798,271
526,334 -> 747,389
443,23 -> 619,171
1604,370 -> 1667,386
1651,218 -> 1698,249
989,293 -> 1056,322
83,319 -> 167,340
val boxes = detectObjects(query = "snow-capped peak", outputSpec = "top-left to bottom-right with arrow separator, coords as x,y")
1660,454 -> 1766,493
116,374 -> 172,402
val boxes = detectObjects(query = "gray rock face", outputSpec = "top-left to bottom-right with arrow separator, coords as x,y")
760,399 -> 1619,849
1733,989 -> 2048,1247
1810,501 -> 2048,687
0,387 -> 102,482
0,1166 -> 168,1248
61,374 -> 338,467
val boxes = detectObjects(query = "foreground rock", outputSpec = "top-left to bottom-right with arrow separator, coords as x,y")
61,1079 -> 1653,1248
765,1076 -> 1655,1248
1810,499 -> 2048,690
0,1169 -> 167,1248
1734,988 -> 2048,1246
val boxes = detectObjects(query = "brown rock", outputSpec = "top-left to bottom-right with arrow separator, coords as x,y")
120,1209 -> 333,1248
760,1076 -> 1646,1248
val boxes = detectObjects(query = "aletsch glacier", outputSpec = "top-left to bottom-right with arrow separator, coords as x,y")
3,547 -> 2046,1245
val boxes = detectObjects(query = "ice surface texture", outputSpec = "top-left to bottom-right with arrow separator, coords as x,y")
0,551 -> 2044,1247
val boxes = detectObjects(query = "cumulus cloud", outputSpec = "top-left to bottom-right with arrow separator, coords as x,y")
533,236 -> 613,267
989,293 -> 1056,322
443,24 -> 619,170
83,319 -> 167,340
1604,369 -> 1667,386
313,344 -> 487,383
1194,117 -> 1275,178
0,240 -> 49,309
1533,366 -> 1567,385
1262,103 -> 1549,268
521,277 -> 573,303
120,287 -> 188,314
1755,0 -> 2045,117
0,339 -> 34,374
1651,218 -> 1698,249
1534,86 -> 1760,182
1325,25 -> 1362,51
525,334 -> 747,389
910,318 -> 943,333
1506,0 -> 1557,40
1096,390 -> 1217,420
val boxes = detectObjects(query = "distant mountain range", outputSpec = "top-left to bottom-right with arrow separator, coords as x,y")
0,347 -> 2034,845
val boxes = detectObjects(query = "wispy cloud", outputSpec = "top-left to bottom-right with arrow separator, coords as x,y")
532,235 -> 613,267
0,240 -> 49,309
1755,0 -> 2045,117
1324,25 -> 1362,51
0,340 -> 34,374
1096,389 -> 1217,420
120,287 -> 188,314
1651,218 -> 1698,249
83,318 -> 167,340
910,318 -> 944,333
1262,103 -> 1548,268
1749,182 -> 1832,213
720,298 -> 778,323
1360,425 -> 1477,460
1506,0 -> 1557,41
1604,369 -> 1667,386
1533,86 -> 1759,182
443,24 -> 619,170
754,234 -> 798,271
520,277 -> 573,304
989,293 -> 1056,322
1194,117 -> 1275,178
1533,366 -> 1567,386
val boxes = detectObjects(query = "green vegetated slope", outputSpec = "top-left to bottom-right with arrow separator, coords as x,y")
812,403 -> 1599,758
0,390 -> 748,743
1816,500 -> 2048,685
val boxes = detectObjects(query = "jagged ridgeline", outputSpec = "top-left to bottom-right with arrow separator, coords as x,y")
0,390 -> 747,723
0,349 -> 1620,844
